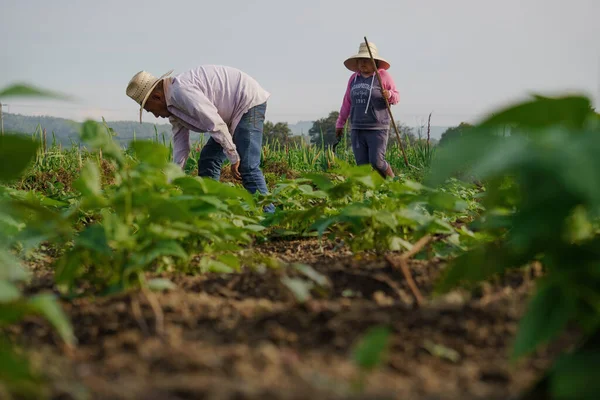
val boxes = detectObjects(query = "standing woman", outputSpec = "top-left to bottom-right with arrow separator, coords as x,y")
335,41 -> 399,178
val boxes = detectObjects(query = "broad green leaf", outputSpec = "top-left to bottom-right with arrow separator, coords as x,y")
0,281 -> 21,303
0,135 -> 39,182
75,225 -> 112,255
428,192 -> 467,212
216,254 -> 241,270
0,83 -> 72,100
54,250 -> 83,287
142,241 -> 188,265
28,294 -> 75,346
310,217 -> 336,236
147,278 -> 177,292
200,258 -> 235,273
550,351 -> 600,400
480,95 -> 592,130
245,224 -> 266,232
130,140 -> 170,167
512,282 -> 576,361
352,326 -> 391,371
434,244 -> 525,294
303,173 -> 334,190
148,199 -> 192,221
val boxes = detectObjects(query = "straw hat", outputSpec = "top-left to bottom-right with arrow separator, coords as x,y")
344,42 -> 390,72
126,69 -> 173,123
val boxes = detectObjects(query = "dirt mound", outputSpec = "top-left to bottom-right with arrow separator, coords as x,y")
8,239 -> 572,400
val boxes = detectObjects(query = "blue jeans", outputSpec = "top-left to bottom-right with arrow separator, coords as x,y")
198,102 -> 275,213
351,129 -> 390,177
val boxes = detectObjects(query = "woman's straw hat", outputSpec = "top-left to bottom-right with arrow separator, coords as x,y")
126,69 -> 173,123
344,42 -> 390,72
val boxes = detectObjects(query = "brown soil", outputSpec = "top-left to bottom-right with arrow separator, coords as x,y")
220,160 -> 300,187
6,239 -> 569,400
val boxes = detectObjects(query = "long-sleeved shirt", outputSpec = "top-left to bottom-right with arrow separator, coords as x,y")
163,65 -> 270,167
335,69 -> 399,130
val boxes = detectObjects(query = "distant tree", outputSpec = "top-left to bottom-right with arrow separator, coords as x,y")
438,123 -> 474,147
263,121 -> 292,146
309,111 -> 339,147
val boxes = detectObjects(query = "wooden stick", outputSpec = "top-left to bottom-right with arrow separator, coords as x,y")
363,36 -> 410,168
385,234 -> 433,306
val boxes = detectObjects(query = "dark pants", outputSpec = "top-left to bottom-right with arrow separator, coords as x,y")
198,102 -> 275,213
351,129 -> 390,177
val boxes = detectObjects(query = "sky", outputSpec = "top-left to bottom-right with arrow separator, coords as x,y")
1,0 -> 598,128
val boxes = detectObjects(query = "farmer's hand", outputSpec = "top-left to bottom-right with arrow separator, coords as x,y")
382,89 -> 390,100
231,161 -> 241,180
335,128 -> 344,138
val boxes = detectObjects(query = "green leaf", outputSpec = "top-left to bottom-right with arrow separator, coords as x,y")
0,83 -> 72,100
54,250 -> 83,288
434,244 -> 524,294
216,254 -> 241,270
428,192 -> 467,212
80,120 -> 125,166
142,241 -> 188,265
75,225 -> 112,255
0,135 -> 40,182
130,140 -> 170,167
512,282 -> 576,361
303,173 -> 334,190
200,258 -> 235,273
73,160 -> 102,197
28,293 -> 75,346
0,281 -> 21,303
480,95 -> 592,130
147,278 -> 177,292
550,351 -> 600,400
352,326 -> 391,371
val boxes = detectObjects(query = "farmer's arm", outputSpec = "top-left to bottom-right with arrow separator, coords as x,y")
335,74 -> 354,129
170,117 -> 190,169
169,86 -> 240,164
379,69 -> 399,105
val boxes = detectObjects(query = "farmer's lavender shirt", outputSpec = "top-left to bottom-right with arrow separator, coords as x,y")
336,69 -> 399,130
163,65 -> 270,167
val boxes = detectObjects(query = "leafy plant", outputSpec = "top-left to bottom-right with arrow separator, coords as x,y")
428,94 -> 600,399
0,134 -> 75,399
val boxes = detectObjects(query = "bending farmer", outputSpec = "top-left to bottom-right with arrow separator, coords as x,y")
125,65 -> 274,212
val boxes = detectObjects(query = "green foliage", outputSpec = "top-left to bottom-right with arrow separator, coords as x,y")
0,83 -> 72,100
308,111 -> 339,147
428,94 -> 600,399
263,121 -> 292,145
0,135 -> 40,182
262,161 -> 476,255
0,87 -> 75,398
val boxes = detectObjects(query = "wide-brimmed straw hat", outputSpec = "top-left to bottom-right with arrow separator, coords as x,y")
126,69 -> 173,123
344,42 -> 390,72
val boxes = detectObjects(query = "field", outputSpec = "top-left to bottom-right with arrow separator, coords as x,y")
1,88 -> 600,400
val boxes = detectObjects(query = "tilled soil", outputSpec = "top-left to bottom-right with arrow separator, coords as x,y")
6,239 -> 568,400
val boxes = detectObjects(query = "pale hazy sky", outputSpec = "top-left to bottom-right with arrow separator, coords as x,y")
1,0 -> 598,127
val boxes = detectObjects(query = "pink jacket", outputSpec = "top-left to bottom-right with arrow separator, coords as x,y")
335,69 -> 399,129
